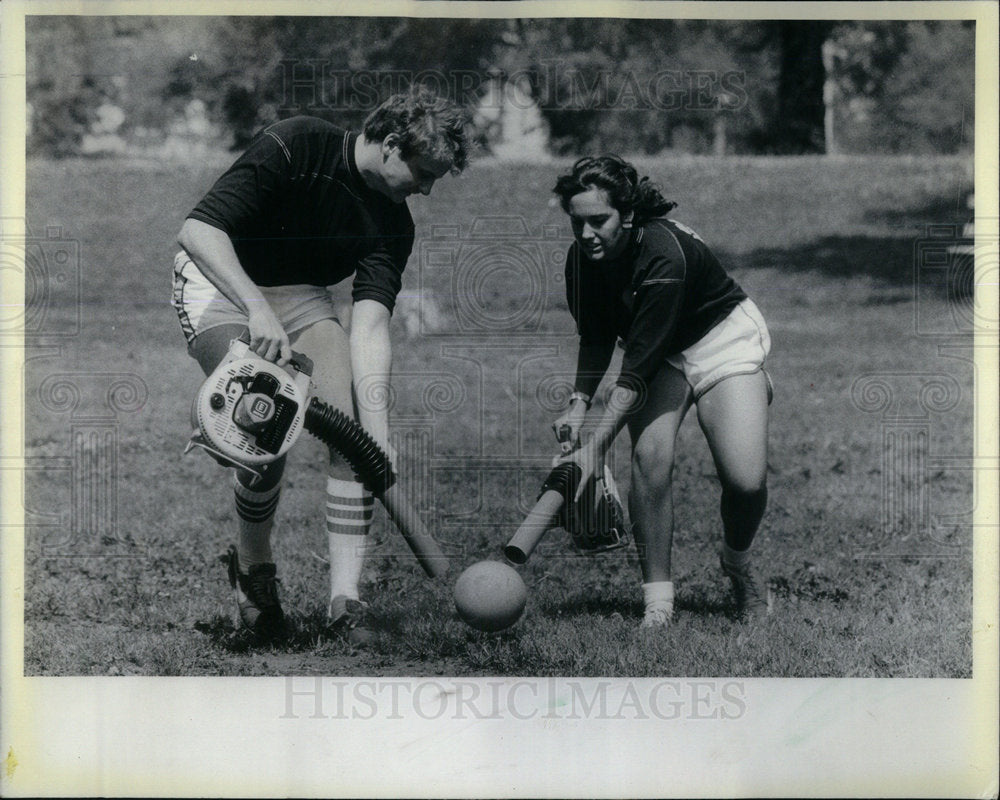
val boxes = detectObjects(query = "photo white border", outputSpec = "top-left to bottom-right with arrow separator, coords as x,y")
1,1 -> 997,797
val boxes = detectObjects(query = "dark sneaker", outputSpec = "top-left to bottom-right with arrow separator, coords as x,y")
328,594 -> 375,648
225,545 -> 285,640
720,553 -> 773,620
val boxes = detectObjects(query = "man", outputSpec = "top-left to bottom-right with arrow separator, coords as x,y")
172,88 -> 472,642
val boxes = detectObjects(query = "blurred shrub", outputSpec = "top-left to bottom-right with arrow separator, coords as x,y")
25,16 -> 975,158
827,21 -> 974,154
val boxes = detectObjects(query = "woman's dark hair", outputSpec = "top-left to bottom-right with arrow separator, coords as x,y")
553,155 -> 676,221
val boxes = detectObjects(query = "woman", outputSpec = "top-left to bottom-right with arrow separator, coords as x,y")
551,156 -> 773,628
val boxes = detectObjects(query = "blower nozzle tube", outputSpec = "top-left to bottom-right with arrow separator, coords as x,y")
504,462 -> 582,565
304,398 -> 396,492
303,398 -> 448,578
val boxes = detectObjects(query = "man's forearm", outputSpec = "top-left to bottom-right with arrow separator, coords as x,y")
178,218 -> 264,315
350,299 -> 393,442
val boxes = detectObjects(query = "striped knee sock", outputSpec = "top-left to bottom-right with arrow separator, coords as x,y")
326,477 -> 373,604
234,476 -> 281,568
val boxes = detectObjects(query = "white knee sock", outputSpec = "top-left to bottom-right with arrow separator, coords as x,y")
326,477 -> 373,604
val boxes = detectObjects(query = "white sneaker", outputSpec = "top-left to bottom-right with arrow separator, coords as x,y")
640,605 -> 672,629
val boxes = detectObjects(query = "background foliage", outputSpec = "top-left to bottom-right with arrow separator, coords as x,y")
26,17 -> 975,157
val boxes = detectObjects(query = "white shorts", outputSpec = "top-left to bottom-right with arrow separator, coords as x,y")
171,250 -> 342,345
666,297 -> 773,401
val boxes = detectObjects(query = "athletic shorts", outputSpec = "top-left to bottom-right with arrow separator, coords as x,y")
171,250 -> 341,345
666,297 -> 773,402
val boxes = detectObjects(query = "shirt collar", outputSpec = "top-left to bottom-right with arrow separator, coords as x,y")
625,225 -> 643,259
344,131 -> 364,187
606,226 -> 643,270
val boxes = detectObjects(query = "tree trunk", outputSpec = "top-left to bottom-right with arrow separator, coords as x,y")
822,39 -> 838,155
713,115 -> 727,156
774,21 -> 833,153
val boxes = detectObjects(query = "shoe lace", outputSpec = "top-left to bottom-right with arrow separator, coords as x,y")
736,573 -> 760,603
246,569 -> 280,609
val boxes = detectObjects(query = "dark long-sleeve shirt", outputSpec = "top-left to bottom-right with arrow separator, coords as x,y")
564,218 -> 746,389
187,116 -> 414,312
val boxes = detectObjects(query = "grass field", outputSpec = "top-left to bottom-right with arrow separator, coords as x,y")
21,154 -> 975,677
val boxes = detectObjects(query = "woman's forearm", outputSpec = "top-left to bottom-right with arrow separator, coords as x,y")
588,384 -> 639,457
574,341 -> 616,400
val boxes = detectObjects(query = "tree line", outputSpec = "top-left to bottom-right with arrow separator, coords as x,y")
27,16 -> 974,157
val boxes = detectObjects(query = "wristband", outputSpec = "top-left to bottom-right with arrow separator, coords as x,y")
569,391 -> 592,409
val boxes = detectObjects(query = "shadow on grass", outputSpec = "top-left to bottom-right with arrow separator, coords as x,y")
193,617 -> 259,653
863,196 -> 972,231
677,565 -> 849,621
193,609 -> 374,653
770,567 -> 850,604
733,236 -> 924,289
547,590 -> 642,620
729,195 -> 975,298
674,591 -> 733,620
